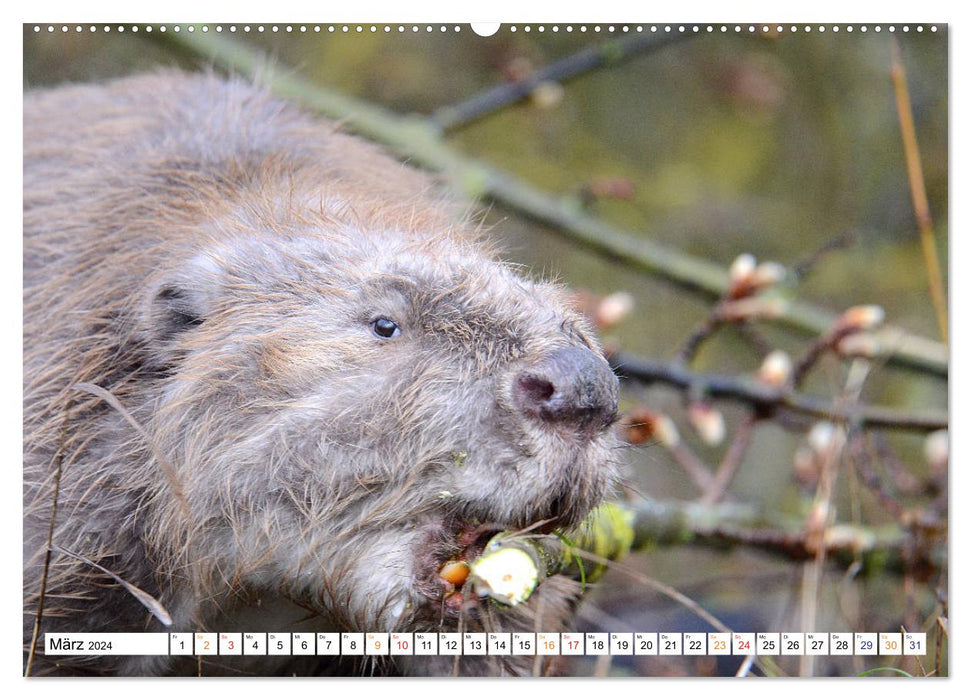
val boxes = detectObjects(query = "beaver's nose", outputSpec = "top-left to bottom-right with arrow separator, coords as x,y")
513,347 -> 619,439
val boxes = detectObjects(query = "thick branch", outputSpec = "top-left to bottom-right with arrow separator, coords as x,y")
628,498 -> 943,576
154,29 -> 948,378
610,352 -> 947,433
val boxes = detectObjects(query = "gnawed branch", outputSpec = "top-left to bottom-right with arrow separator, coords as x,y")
471,499 -> 943,605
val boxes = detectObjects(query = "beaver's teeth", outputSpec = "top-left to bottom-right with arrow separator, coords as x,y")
438,560 -> 470,586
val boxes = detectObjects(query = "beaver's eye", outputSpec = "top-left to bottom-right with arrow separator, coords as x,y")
371,317 -> 401,339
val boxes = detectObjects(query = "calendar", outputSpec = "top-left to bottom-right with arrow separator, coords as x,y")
44,631 -> 928,657
22,18 -> 948,681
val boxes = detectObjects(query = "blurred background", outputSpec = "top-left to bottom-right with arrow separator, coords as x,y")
24,23 -> 948,677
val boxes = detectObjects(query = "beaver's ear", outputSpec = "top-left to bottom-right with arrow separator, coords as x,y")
141,251 -> 225,356
151,284 -> 206,339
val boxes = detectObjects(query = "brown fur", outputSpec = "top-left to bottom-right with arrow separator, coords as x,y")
23,71 -> 619,676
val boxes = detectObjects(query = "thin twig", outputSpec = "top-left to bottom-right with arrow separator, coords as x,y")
935,613 -> 947,678
431,31 -> 692,132
675,315 -> 721,365
791,230 -> 858,281
848,434 -> 907,519
735,654 -> 756,677
700,414 -> 757,504
791,334 -> 837,389
677,294 -> 786,366
25,403 -> 71,676
669,441 -> 716,492
890,37 -> 947,344
872,433 -> 926,495
611,352 -> 947,432
800,360 -> 860,676
733,321 -> 774,360
903,623 -> 928,677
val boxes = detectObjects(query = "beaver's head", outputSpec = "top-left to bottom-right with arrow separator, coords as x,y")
138,219 -> 619,631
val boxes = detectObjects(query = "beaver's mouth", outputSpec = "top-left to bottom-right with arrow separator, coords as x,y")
413,516 -> 558,616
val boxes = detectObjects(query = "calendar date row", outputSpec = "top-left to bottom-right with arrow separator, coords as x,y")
44,631 -> 926,657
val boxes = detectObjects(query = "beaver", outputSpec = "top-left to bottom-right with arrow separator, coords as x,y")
23,71 -> 620,676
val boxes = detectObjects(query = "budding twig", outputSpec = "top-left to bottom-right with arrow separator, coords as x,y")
611,352 -> 946,433
676,254 -> 787,365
